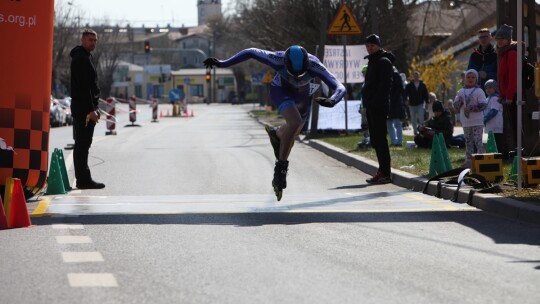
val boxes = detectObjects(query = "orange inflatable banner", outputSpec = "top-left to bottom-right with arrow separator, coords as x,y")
0,0 -> 55,198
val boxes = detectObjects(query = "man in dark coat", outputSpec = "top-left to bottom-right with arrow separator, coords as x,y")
387,66 -> 406,146
405,71 -> 429,135
468,28 -> 498,90
414,101 -> 454,148
70,29 -> 105,189
362,34 -> 394,184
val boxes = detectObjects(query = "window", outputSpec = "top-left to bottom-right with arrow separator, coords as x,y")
135,85 -> 142,98
153,85 -> 164,98
190,85 -> 204,97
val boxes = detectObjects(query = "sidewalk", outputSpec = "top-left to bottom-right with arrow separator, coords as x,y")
306,139 -> 540,226
253,113 -> 540,226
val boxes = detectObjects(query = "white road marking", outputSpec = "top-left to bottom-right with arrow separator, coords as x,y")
52,224 -> 84,229
67,273 -> 118,287
62,252 -> 104,263
56,236 -> 92,244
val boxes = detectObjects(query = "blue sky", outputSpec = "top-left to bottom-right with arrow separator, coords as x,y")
70,0 -> 234,27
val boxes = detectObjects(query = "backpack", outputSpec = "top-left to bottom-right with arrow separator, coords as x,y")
422,168 -> 502,205
523,58 -> 534,90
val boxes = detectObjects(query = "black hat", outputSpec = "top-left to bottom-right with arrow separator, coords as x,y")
365,34 -> 381,46
432,101 -> 444,113
494,24 -> 512,40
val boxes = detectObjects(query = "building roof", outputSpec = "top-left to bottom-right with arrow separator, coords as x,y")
167,24 -> 209,41
171,68 -> 233,76
117,60 -> 144,72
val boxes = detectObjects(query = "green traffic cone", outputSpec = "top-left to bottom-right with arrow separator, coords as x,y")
45,153 -> 66,195
429,135 -> 445,177
56,148 -> 71,190
438,133 -> 452,172
486,130 -> 498,153
508,156 -> 519,183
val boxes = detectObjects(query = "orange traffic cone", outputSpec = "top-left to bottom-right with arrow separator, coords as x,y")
166,109 -> 170,117
0,194 -> 8,230
4,178 -> 31,228
160,110 -> 163,118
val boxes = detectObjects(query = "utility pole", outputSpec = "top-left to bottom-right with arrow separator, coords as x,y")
310,0 -> 330,133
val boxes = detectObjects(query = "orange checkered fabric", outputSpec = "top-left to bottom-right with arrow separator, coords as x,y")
0,94 -> 49,196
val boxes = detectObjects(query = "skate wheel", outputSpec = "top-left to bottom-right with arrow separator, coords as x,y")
273,184 -> 283,201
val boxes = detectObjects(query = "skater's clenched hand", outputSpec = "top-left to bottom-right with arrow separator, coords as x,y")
203,57 -> 220,69
315,97 -> 336,108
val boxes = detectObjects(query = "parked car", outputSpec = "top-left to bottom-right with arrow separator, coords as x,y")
59,97 -> 73,125
50,96 -> 67,127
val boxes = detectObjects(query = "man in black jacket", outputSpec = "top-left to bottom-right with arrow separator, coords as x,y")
467,28 -> 497,90
70,29 -> 105,189
362,34 -> 394,184
414,101 -> 454,148
405,71 -> 429,135
387,66 -> 406,146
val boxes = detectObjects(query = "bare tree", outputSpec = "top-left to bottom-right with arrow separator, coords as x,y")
92,27 -> 122,98
52,0 -> 81,97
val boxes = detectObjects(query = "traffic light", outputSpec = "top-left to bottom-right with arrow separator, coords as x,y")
205,70 -> 211,82
144,40 -> 151,53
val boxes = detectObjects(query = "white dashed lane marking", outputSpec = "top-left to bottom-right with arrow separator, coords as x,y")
52,224 -> 84,229
56,236 -> 93,244
67,273 -> 118,287
62,252 -> 104,263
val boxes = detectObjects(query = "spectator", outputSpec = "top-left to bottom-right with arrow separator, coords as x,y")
495,24 -> 518,159
405,71 -> 429,135
357,65 -> 371,148
414,101 -> 453,148
445,99 -> 456,126
457,71 -> 465,91
70,29 -> 105,189
468,28 -> 498,90
399,72 -> 411,130
362,34 -> 394,184
453,69 -> 487,168
426,92 -> 438,120
387,66 -> 405,147
483,79 -> 504,156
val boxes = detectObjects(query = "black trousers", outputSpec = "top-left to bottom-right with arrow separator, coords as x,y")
366,107 -> 391,177
73,116 -> 96,183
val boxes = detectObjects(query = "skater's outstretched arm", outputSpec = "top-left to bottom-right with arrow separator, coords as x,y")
204,48 -> 284,70
307,57 -> 346,104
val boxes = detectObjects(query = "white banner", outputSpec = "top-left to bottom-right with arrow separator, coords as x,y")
323,45 -> 368,83
310,100 -> 362,130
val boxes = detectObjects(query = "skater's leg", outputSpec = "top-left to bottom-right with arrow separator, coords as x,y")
276,106 -> 303,161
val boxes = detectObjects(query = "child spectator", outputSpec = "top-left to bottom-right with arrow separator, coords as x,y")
483,79 -> 504,156
414,101 -> 454,148
453,69 -> 487,168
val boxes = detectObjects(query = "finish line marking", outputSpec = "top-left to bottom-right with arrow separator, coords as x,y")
32,192 -> 475,217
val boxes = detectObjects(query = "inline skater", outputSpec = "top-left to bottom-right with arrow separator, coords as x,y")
204,46 -> 346,200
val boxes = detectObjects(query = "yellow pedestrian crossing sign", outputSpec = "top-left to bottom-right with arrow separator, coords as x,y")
262,71 -> 273,84
327,3 -> 362,35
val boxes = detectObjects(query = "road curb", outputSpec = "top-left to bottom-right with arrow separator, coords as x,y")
306,139 -> 540,225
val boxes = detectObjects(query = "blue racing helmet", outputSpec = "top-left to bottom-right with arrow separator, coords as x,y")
284,45 -> 309,78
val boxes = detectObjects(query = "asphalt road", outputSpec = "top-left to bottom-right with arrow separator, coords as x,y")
1,103 -> 539,304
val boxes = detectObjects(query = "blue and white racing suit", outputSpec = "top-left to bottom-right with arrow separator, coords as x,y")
218,48 -> 346,115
